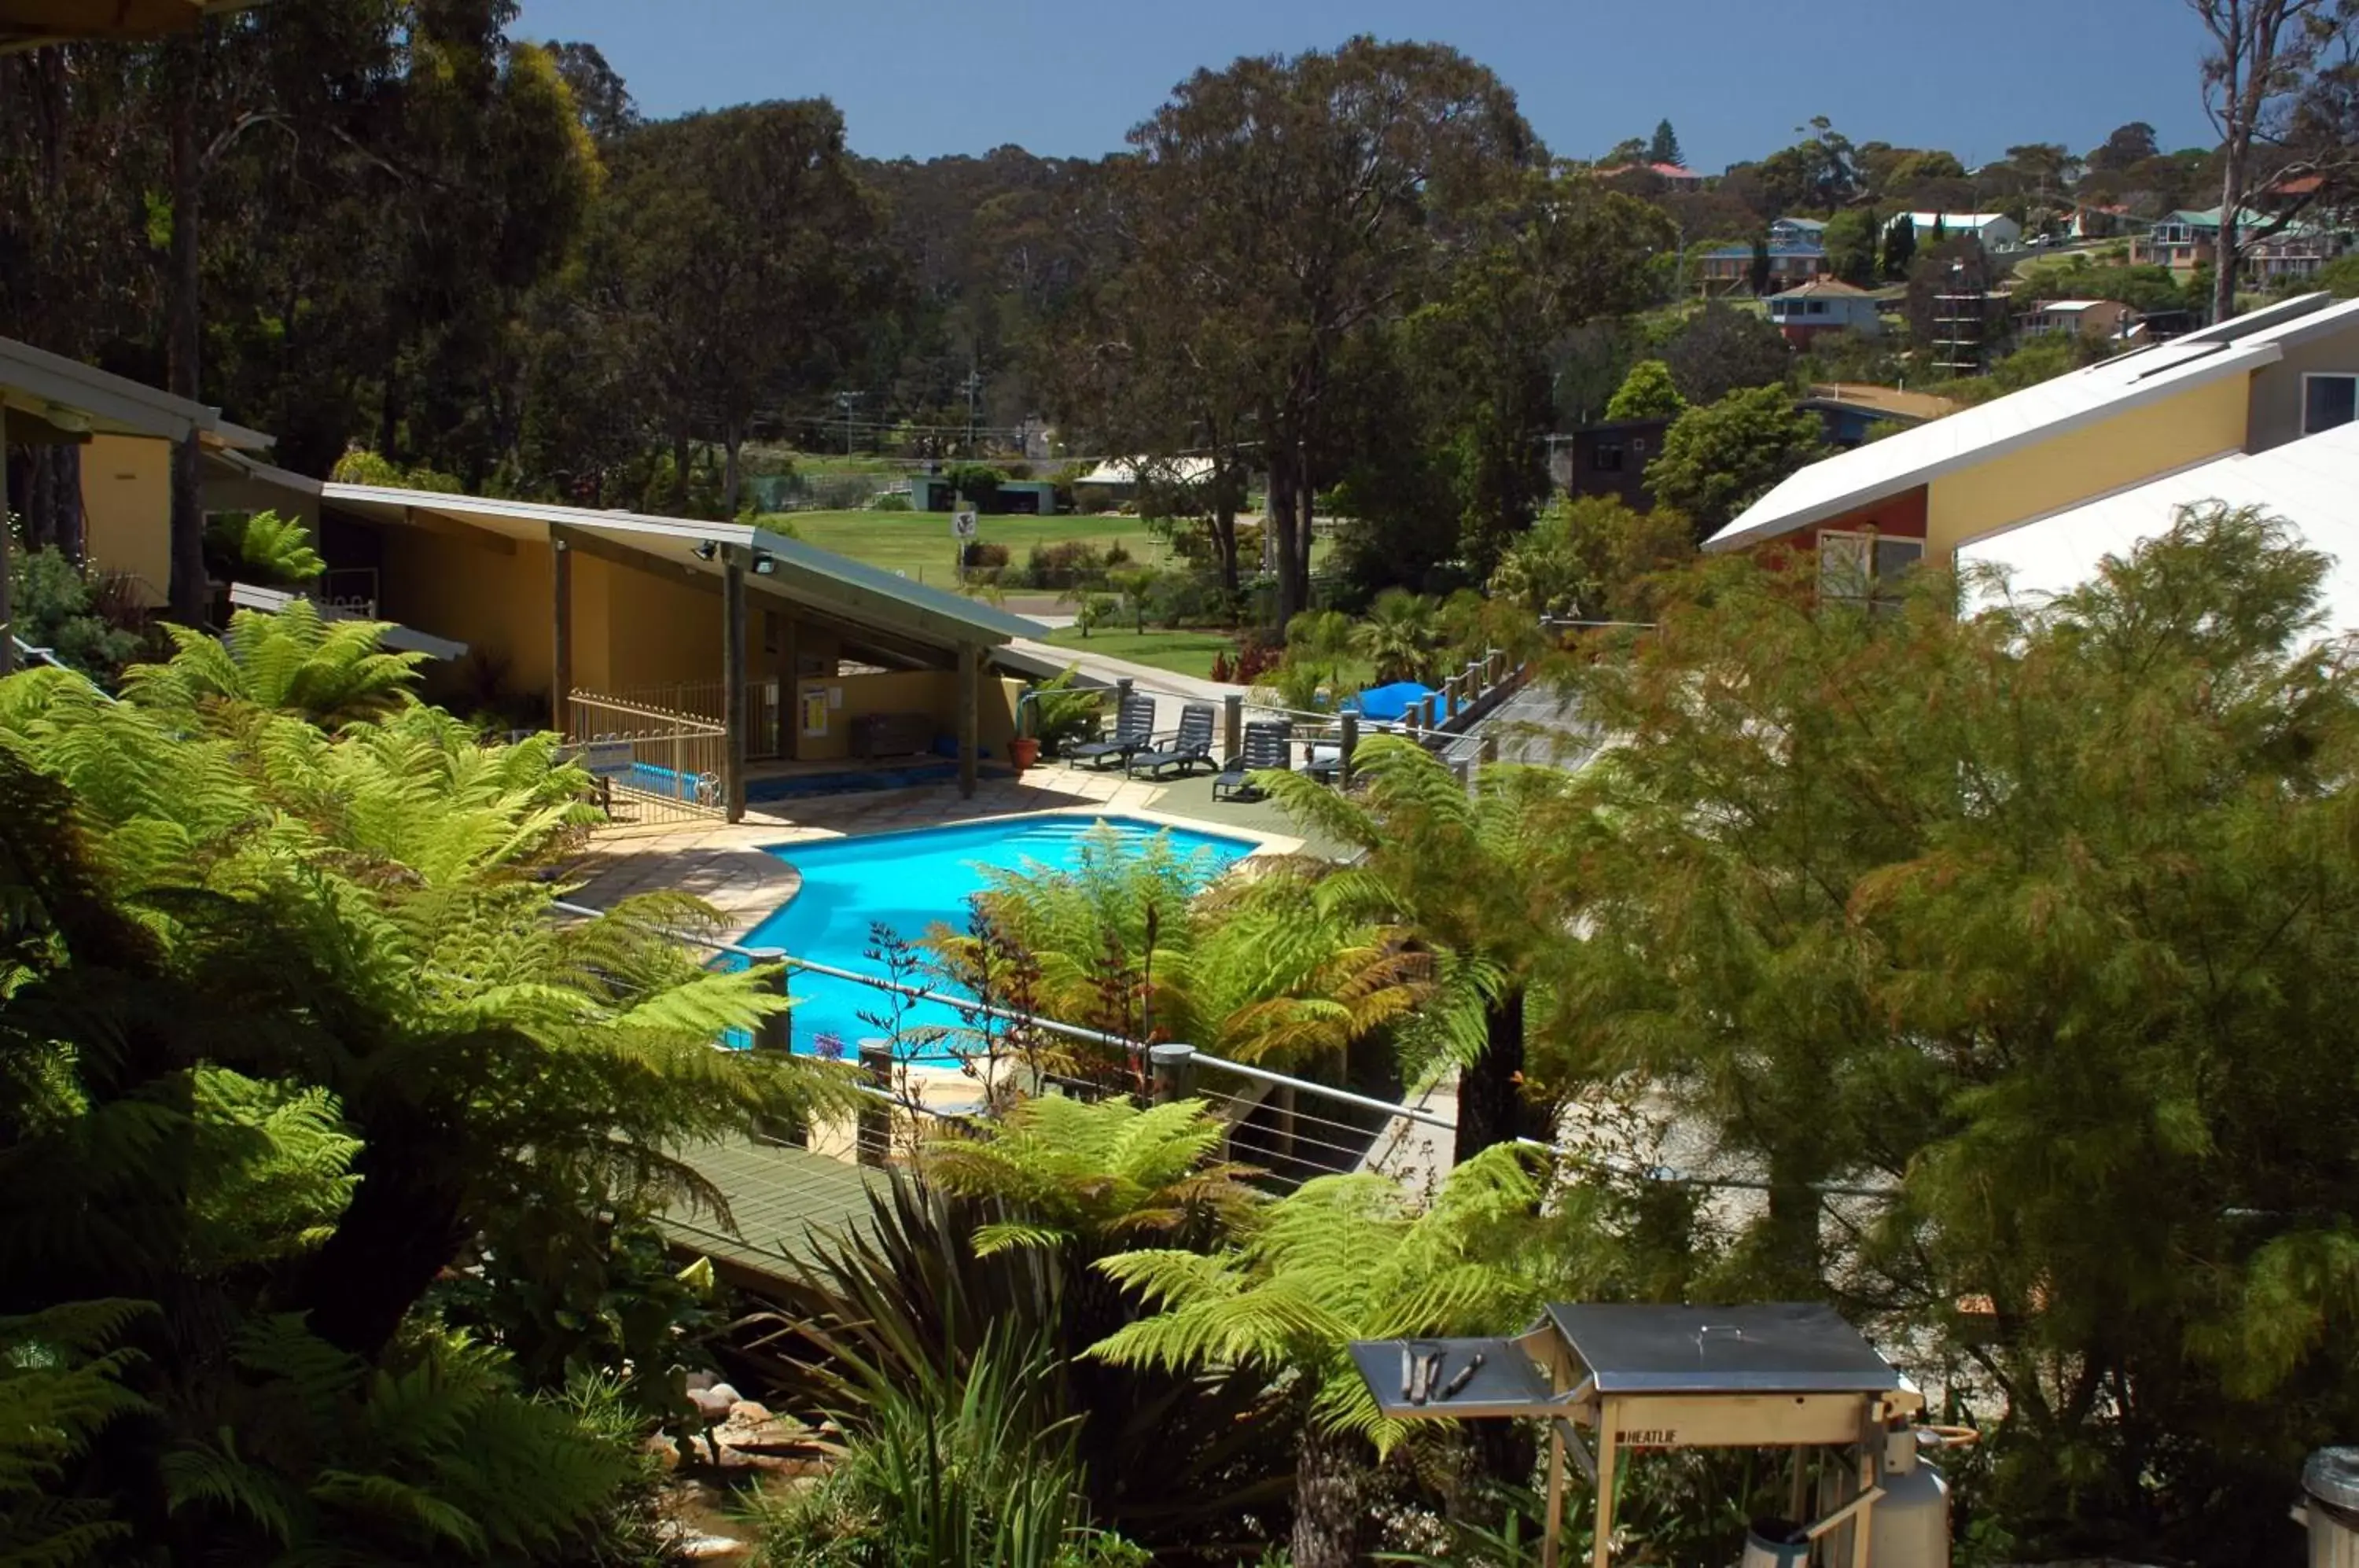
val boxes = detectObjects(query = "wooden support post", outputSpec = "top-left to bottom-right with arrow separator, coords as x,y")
549,533 -> 572,734
1592,1400 -> 1620,1568
1338,710 -> 1359,790
957,642 -> 980,798
723,554 -> 747,823
746,946 -> 806,1147
747,946 -> 792,1055
1272,1082 -> 1297,1166
857,1040 -> 893,1166
1422,693 -> 1441,732
1149,1042 -> 1196,1104
1223,692 -> 1243,763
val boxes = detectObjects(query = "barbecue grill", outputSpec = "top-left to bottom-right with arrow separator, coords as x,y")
1349,1302 -> 1935,1568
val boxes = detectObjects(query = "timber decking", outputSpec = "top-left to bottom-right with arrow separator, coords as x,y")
660,1139 -> 886,1287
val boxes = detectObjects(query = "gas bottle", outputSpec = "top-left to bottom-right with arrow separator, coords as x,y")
1868,1428 -> 1952,1568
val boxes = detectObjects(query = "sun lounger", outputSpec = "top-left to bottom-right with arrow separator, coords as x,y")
1066,691 -> 1158,770
1128,701 -> 1218,778
1213,720 -> 1293,802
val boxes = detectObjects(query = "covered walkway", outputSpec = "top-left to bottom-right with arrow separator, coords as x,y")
306,484 -> 1048,821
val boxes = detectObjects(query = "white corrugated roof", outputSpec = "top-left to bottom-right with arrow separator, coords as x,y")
1957,421 -> 2359,630
2,334 -> 217,442
318,482 -> 1044,646
1704,293 -> 2359,552
1077,455 -> 1218,487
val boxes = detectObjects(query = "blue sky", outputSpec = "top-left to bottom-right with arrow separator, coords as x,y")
513,0 -> 2221,171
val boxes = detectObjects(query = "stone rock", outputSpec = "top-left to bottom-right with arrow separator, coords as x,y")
726,1399 -> 772,1425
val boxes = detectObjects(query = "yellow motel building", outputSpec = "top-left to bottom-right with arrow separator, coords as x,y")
4,338 -> 1046,824
1705,293 -> 2359,598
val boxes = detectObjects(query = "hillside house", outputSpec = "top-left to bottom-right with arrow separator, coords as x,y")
2019,299 -> 2140,343
1697,240 -> 1830,295
1595,160 -> 1703,190
1883,211 -> 2025,251
2135,208 -> 2347,285
1766,278 -> 1882,345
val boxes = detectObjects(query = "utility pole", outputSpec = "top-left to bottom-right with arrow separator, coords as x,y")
835,390 -> 864,456
961,365 -> 983,459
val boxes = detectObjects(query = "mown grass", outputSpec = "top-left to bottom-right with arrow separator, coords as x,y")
1039,626 -> 1238,680
767,510 -> 1165,586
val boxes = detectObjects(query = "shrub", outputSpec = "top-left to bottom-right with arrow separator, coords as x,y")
963,539 -> 1012,573
1029,668 -> 1103,758
944,462 -> 1007,510
869,491 -> 914,512
1026,541 -> 1111,591
8,544 -> 145,679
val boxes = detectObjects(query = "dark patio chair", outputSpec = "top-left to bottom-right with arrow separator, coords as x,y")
1065,691 -> 1158,770
1127,701 -> 1218,778
1212,720 -> 1293,803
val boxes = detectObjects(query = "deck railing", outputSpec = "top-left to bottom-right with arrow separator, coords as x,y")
565,690 -> 729,826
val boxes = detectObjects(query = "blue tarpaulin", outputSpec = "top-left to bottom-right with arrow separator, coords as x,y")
1350,682 -> 1454,723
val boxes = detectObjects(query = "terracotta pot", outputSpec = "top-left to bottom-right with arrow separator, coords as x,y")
1007,736 -> 1040,772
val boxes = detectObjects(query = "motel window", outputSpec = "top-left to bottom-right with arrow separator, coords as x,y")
1808,301 -> 1827,315
1819,530 -> 1923,613
1592,443 -> 1625,473
2304,374 -> 2357,436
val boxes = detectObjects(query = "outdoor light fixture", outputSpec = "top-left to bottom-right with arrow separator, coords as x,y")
692,539 -> 718,561
752,550 -> 777,576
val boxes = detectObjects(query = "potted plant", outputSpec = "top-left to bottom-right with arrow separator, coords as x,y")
1007,734 -> 1040,771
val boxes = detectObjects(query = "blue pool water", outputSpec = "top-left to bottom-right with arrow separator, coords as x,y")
734,814 -> 1257,1059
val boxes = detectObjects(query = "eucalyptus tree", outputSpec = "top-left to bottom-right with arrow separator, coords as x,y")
1082,38 -> 1541,620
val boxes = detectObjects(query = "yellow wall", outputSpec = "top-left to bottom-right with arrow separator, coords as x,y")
79,435 -> 171,605
594,554 -> 720,694
793,669 -> 957,762
1925,373 -> 2252,563
379,527 -> 555,694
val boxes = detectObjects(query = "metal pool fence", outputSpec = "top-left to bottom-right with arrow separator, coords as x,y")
554,899 -> 1901,1217
565,691 -> 729,826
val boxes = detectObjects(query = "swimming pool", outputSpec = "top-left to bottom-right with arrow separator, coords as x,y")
734,814 -> 1257,1058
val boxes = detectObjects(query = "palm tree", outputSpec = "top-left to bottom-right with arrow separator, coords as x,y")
1090,1145 -> 1545,1568
1349,590 -> 1442,686
1264,735 -> 1583,1158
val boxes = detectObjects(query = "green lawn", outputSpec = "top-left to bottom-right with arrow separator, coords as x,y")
1040,626 -> 1238,680
769,510 -> 1165,587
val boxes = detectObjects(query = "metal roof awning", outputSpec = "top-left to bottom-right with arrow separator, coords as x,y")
0,333 -> 263,447
317,482 -> 1046,653
228,581 -> 469,662
1544,1302 -> 1909,1396
0,0 -> 259,52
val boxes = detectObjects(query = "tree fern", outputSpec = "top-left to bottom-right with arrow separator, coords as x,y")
0,1301 -> 153,1567
927,1095 -> 1262,1257
1091,1143 -> 1545,1453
